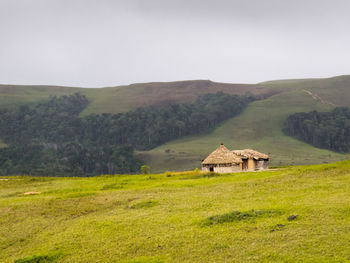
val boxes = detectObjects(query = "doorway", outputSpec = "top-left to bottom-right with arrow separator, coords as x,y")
242,159 -> 248,171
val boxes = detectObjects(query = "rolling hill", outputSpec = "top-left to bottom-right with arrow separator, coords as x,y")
0,75 -> 350,172
0,80 -> 268,115
140,76 -> 350,172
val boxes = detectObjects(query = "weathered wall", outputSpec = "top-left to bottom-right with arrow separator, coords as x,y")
247,159 -> 256,171
256,159 -> 269,170
214,165 -> 240,173
256,160 -> 264,170
202,159 -> 269,172
202,166 -> 210,172
263,160 -> 269,169
202,164 -> 241,173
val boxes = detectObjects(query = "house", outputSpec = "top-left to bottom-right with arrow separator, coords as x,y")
201,144 -> 269,173
201,144 -> 242,173
232,149 -> 269,171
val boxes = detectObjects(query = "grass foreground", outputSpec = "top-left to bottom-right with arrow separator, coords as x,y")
1,161 -> 350,262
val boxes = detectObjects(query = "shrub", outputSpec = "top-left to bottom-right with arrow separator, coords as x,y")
165,171 -> 172,177
140,165 -> 150,174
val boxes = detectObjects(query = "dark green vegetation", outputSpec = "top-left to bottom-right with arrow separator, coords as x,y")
2,161 -> 350,262
284,107 -> 350,152
0,94 -> 140,176
83,92 -> 252,150
0,92 -> 251,176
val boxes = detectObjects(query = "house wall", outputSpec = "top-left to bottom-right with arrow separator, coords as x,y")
202,164 -> 241,173
214,165 -> 241,173
256,159 -> 269,170
256,160 -> 264,170
247,158 -> 256,171
263,159 -> 269,169
202,166 -> 211,172
203,158 -> 269,173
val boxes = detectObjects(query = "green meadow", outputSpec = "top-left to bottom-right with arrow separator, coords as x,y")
1,161 -> 350,262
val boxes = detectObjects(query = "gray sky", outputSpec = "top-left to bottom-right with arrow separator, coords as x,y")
0,0 -> 349,87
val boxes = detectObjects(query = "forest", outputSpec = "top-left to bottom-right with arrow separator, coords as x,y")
283,107 -> 350,152
0,92 -> 252,176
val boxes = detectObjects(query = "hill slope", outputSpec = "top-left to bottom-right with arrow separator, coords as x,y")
1,161 -> 350,262
138,76 -> 350,172
1,75 -> 350,171
0,80 -> 266,115
0,80 -> 266,150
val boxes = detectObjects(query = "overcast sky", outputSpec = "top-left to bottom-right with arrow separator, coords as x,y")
0,0 -> 349,87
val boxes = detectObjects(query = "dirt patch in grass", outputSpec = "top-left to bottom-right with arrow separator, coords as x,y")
23,191 -> 41,195
201,209 -> 283,226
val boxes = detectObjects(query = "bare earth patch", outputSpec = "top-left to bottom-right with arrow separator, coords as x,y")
23,191 -> 41,195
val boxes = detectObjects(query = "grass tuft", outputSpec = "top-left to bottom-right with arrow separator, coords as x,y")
201,209 -> 283,226
101,183 -> 124,190
129,200 -> 159,209
14,253 -> 61,263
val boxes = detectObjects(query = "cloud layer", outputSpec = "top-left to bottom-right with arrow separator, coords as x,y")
0,0 -> 349,87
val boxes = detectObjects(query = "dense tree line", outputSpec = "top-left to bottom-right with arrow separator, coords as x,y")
83,92 -> 253,150
283,107 -> 350,152
0,92 -> 252,176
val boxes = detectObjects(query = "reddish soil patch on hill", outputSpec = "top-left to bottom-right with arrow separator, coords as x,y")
130,80 -> 273,108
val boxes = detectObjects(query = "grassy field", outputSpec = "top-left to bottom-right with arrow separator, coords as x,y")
140,87 -> 350,172
1,161 -> 350,262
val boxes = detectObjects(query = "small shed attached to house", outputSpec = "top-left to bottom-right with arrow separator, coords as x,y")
202,144 -> 242,173
232,149 -> 269,171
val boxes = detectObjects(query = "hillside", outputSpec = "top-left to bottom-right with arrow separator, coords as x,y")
138,76 -> 350,172
0,80 -> 266,115
1,161 -> 350,262
1,75 -> 350,171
